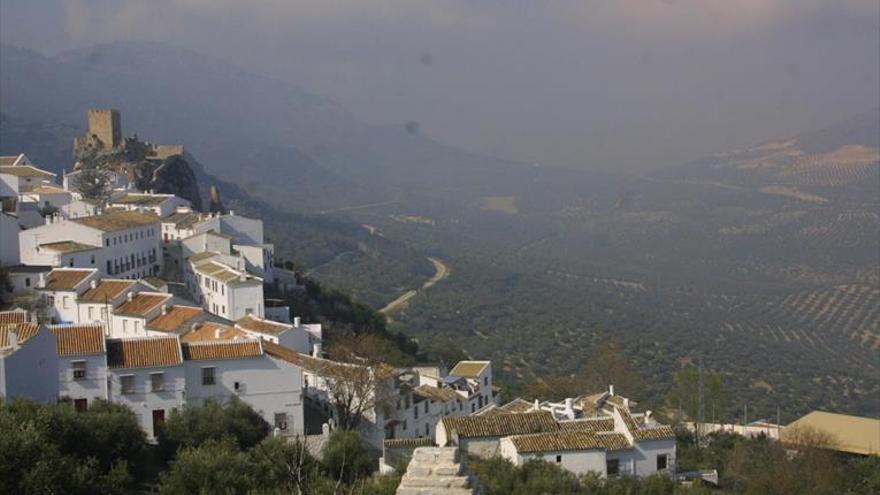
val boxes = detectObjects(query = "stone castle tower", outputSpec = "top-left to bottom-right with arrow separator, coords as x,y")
87,109 -> 122,149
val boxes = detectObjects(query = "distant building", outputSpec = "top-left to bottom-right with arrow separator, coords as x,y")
782,411 -> 880,456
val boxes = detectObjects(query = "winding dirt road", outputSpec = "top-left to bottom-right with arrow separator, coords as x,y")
379,257 -> 449,315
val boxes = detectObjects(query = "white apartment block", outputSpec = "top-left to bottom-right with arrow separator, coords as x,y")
19,210 -> 163,279
186,255 -> 264,320
41,268 -> 102,324
235,314 -> 321,355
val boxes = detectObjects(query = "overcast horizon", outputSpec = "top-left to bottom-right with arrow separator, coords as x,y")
2,0 -> 878,171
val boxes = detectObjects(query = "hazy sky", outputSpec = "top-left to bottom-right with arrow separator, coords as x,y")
2,1 -> 878,171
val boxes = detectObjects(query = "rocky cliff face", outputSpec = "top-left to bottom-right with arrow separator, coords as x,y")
131,154 -> 203,210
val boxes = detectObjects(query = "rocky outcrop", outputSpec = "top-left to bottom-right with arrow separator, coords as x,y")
131,154 -> 203,210
396,447 -> 479,495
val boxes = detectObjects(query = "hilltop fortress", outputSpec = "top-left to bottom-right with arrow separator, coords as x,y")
73,108 -> 184,162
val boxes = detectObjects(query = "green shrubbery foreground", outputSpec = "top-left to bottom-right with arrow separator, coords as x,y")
3,399 -> 878,494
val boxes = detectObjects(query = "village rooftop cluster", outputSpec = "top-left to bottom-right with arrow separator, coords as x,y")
0,109 -> 679,480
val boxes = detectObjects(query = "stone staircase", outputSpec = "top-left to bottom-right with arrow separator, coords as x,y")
395,447 -> 479,495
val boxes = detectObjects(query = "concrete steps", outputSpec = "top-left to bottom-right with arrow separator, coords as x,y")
396,447 -> 479,495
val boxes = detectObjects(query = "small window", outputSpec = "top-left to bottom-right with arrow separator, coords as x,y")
656,454 -> 668,471
25,277 -> 31,287
274,413 -> 288,431
426,424 -> 430,436
72,361 -> 87,380
62,295 -> 70,309
424,401 -> 429,413
74,398 -> 88,412
121,375 -> 135,395
556,455 -> 562,464
414,406 -> 419,419
484,376 -> 489,386
150,372 -> 165,392
606,459 -> 620,476
402,420 -> 407,431
202,367 -> 216,385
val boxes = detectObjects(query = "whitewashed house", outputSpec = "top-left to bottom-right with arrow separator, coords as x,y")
41,268 -> 101,324
0,211 -> 21,265
235,314 -> 321,355
75,279 -> 139,328
187,256 -> 264,320
50,324 -> 109,411
106,336 -> 187,440
109,192 -> 191,218
0,163 -> 56,195
109,292 -> 173,338
160,208 -> 202,242
19,210 -> 163,279
0,323 -> 59,403
182,339 -> 306,436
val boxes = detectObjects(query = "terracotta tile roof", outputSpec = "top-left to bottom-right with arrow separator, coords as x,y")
414,384 -> 460,402
441,411 -> 558,439
508,431 -> 631,453
49,324 -> 106,356
188,251 -> 220,263
112,193 -> 175,207
617,407 -> 675,441
499,398 -> 537,414
106,337 -> 182,369
114,293 -> 170,317
44,269 -> 94,291
449,361 -> 490,378
262,340 -> 329,374
79,280 -> 135,302
236,315 -> 291,335
0,311 -> 27,324
181,322 -> 250,343
39,241 -> 101,254
30,185 -> 69,195
165,211 -> 202,228
72,211 -> 160,232
195,261 -> 259,285
0,165 -> 55,178
0,323 -> 41,347
384,437 -> 435,448
0,155 -> 20,166
558,418 -> 615,433
146,306 -> 203,332
182,340 -> 263,361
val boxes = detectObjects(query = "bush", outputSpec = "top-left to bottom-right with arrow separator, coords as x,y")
157,397 -> 269,461
158,439 -> 255,494
0,399 -> 146,494
320,429 -> 374,484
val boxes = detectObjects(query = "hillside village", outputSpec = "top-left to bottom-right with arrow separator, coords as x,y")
0,110 -> 681,486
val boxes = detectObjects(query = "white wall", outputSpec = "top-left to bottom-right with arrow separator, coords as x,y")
0,328 -> 59,403
108,365 -> 187,440
57,353 -> 109,407
632,439 -> 676,477
183,355 -> 305,436
0,212 -> 21,265
229,282 -> 264,320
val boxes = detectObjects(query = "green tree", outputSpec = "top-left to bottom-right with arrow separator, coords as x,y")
158,438 -> 255,494
157,397 -> 269,461
320,429 -> 374,484
72,151 -> 114,203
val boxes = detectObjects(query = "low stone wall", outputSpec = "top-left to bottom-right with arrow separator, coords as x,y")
381,437 -> 435,473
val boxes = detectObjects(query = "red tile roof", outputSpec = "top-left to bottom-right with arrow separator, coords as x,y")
182,341 -> 263,361
106,337 -> 182,369
49,324 -> 106,356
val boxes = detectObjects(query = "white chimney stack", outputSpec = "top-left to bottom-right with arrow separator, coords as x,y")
312,342 -> 322,357
214,328 -> 221,339
127,291 -> 134,302
564,398 -> 575,419
161,304 -> 169,315
645,410 -> 652,422
90,279 -> 97,289
293,316 -> 301,327
609,384 -> 615,396
8,331 -> 19,350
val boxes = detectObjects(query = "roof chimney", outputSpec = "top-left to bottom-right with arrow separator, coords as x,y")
8,331 -> 19,350
645,410 -> 652,423
609,384 -> 614,396
161,304 -> 169,315
90,279 -> 97,289
214,328 -> 221,339
312,342 -> 322,357
127,291 -> 134,302
293,316 -> 301,327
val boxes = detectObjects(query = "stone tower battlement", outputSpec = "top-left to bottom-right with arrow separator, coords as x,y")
87,109 -> 122,149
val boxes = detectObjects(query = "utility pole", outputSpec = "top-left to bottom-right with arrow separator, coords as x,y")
697,356 -> 705,447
